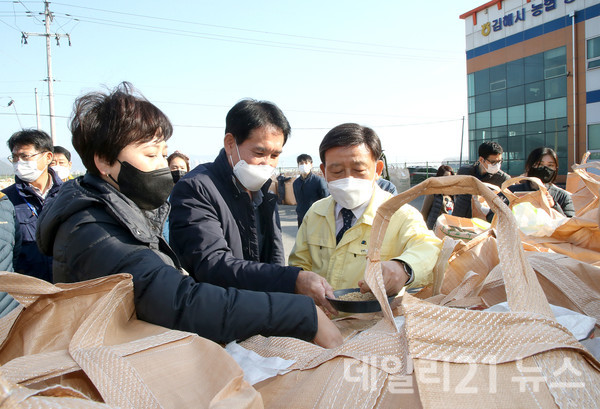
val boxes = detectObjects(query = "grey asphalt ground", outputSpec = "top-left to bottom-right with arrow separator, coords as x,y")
279,195 -> 425,263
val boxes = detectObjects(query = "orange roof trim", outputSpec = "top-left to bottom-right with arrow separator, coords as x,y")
460,0 -> 503,25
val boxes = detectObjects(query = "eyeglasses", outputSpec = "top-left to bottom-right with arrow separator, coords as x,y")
7,152 -> 45,163
484,158 -> 503,166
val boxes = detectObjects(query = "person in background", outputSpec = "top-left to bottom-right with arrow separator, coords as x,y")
293,153 -> 329,227
167,151 -> 190,183
420,165 -> 455,230
169,99 -> 340,318
507,147 -> 574,217
376,175 -> 398,195
0,192 -> 20,317
36,83 -> 342,347
163,151 -> 191,242
453,141 -> 510,221
2,129 -> 62,281
289,123 -> 442,297
50,145 -> 74,181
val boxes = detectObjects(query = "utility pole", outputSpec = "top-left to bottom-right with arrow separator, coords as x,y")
21,1 -> 71,144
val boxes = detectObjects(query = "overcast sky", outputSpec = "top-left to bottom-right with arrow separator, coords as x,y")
0,0 -> 483,170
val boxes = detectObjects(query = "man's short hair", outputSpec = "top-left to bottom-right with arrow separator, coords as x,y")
53,145 -> 71,162
225,99 -> 291,146
70,82 -> 172,175
478,141 -> 503,159
319,123 -> 382,164
7,129 -> 54,154
297,154 -> 312,164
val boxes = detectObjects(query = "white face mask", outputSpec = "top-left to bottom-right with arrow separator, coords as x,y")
298,163 -> 311,175
51,165 -> 70,180
230,143 -> 275,192
14,160 -> 44,183
327,177 -> 374,210
484,162 -> 501,174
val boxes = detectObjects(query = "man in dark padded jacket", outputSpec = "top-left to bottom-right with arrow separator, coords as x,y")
36,82 -> 342,347
169,99 -> 337,315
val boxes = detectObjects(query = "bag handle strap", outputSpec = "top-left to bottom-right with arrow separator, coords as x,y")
500,176 -> 554,214
365,175 -> 553,323
0,272 -> 61,307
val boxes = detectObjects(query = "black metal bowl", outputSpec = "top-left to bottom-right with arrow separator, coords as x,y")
326,288 -> 396,313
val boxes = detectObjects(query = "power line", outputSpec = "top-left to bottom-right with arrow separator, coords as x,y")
51,2 -> 459,55
56,14 -> 459,61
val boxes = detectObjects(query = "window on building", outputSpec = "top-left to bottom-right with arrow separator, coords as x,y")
587,37 -> 600,70
589,124 -> 600,150
467,46 -> 568,173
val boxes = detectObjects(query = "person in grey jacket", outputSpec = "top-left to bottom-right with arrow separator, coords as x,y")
36,82 -> 342,347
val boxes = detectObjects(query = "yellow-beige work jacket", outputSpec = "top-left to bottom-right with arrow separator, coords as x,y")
289,186 -> 442,291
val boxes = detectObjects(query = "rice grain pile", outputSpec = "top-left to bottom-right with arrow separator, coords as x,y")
337,291 -> 376,301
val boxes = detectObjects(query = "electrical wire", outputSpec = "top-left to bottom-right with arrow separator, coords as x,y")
51,1 -> 459,55
61,14 -> 457,61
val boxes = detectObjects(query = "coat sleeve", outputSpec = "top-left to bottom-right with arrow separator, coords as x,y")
60,215 -> 317,344
389,205 -> 442,289
168,177 -> 301,294
288,216 -> 313,272
556,188 -> 575,218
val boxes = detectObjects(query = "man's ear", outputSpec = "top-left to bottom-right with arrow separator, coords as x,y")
224,133 -> 236,157
320,163 -> 325,177
43,151 -> 54,167
375,160 -> 384,176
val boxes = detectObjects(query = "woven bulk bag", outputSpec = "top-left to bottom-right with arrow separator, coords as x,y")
0,273 -> 262,409
566,153 -> 600,219
242,175 -> 600,408
500,177 -> 600,267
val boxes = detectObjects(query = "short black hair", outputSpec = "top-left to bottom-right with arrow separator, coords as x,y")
525,147 -> 559,183
297,154 -> 312,164
319,123 -> 382,164
53,145 -> 71,162
478,141 -> 503,159
225,99 -> 291,146
436,164 -> 455,177
7,129 -> 54,154
70,82 -> 172,175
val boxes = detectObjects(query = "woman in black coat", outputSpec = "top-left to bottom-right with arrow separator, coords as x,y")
36,82 -> 342,347
508,147 -> 574,217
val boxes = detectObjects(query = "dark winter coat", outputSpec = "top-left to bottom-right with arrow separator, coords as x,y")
169,149 -> 302,293
2,168 -> 62,281
36,173 -> 317,344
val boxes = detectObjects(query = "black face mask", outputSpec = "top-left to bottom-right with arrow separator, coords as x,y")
171,169 -> 186,183
110,161 -> 174,210
528,166 -> 556,184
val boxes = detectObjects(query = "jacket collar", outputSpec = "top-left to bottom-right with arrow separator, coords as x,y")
80,173 -> 168,243
314,184 -> 390,227
15,167 -> 63,199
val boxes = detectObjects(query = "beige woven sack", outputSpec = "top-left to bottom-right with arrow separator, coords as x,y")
380,175 -> 600,407
566,153 -> 600,220
243,175 -> 600,408
0,272 -> 262,409
500,176 -> 600,266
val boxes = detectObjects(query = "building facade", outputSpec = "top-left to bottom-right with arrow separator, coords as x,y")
460,0 -> 600,181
